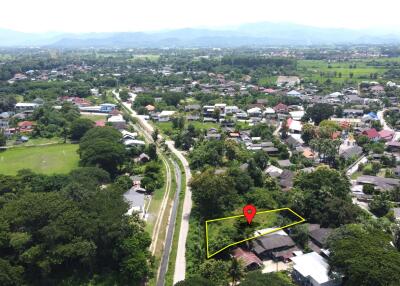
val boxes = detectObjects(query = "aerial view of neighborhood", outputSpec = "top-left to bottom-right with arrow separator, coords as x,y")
1,1 -> 400,286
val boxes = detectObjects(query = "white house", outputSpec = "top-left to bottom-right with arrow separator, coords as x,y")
289,110 -> 305,121
287,90 -> 303,97
287,118 -> 303,134
225,105 -> 239,115
158,110 -> 176,122
107,114 -> 126,129
100,103 -> 117,113
124,139 -> 146,146
15,102 -> 39,111
291,252 -> 340,286
121,130 -> 138,140
123,188 -> 145,218
247,107 -> 262,117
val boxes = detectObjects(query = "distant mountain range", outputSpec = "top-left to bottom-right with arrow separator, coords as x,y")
1,22 -> 400,48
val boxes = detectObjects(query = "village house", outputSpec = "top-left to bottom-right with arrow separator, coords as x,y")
15,102 -> 39,112
100,103 -> 117,113
356,175 -> 400,191
107,114 -> 126,130
158,110 -> 176,122
231,247 -> 263,270
123,188 -> 146,218
251,230 -> 296,261
17,121 -> 35,132
59,96 -> 91,107
292,252 -> 341,286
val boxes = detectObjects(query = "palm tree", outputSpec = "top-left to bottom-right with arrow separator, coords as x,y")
229,257 -> 244,285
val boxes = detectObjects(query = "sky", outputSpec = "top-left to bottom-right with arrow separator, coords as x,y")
2,0 -> 400,33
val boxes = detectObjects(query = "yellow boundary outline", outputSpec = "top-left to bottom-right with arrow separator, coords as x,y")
205,207 -> 305,258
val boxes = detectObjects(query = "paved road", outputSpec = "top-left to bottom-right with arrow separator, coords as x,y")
346,155 -> 368,177
156,160 -> 182,286
377,109 -> 400,141
113,90 -> 193,283
169,142 -> 192,284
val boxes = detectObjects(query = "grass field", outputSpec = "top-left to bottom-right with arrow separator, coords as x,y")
0,144 -> 79,175
297,59 -> 387,83
6,137 -> 64,147
81,113 -> 107,122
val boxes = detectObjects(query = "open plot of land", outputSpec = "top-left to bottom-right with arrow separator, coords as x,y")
205,208 -> 305,258
0,144 -> 79,175
155,121 -> 219,134
6,137 -> 63,147
81,113 -> 107,122
297,59 -> 387,83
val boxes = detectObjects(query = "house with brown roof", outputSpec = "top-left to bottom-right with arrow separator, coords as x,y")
231,247 -> 262,270
251,231 -> 296,260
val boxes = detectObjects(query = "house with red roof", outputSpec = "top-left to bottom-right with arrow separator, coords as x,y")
95,120 -> 106,127
378,130 -> 394,141
231,247 -> 262,270
17,121 -> 35,132
59,96 -> 91,107
274,103 -> 289,113
362,128 -> 380,141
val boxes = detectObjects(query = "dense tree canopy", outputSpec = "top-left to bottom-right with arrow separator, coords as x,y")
328,224 -> 400,286
0,169 -> 153,286
190,169 -> 239,218
79,127 -> 126,175
303,103 -> 334,125
70,118 -> 94,141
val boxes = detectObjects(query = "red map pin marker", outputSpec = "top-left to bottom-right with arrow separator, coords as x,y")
243,204 -> 257,224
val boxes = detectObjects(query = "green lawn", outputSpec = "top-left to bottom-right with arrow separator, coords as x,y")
0,144 -> 79,175
81,114 -> 107,122
297,59 -> 387,83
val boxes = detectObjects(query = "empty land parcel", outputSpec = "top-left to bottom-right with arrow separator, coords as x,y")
0,144 -> 79,175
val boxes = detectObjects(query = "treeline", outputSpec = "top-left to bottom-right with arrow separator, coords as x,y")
221,56 -> 296,69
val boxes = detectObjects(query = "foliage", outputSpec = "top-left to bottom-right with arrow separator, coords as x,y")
0,170 -> 153,285
189,141 -> 225,169
190,169 -> 240,218
309,138 -> 341,166
303,103 -> 334,125
198,259 -> 230,286
250,124 -> 274,140
369,193 -> 392,217
289,224 -> 309,249
301,123 -> 317,144
240,271 -> 295,286
328,224 -> 400,286
70,118 -> 94,141
175,276 -> 216,286
0,131 -> 6,146
78,127 -> 126,175
292,166 -> 360,227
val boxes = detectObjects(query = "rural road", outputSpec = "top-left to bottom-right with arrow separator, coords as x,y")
156,159 -> 182,286
113,90 -> 193,283
377,109 -> 400,141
